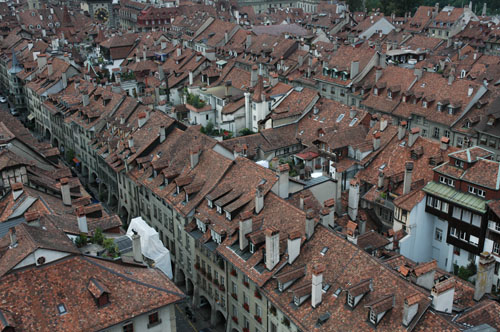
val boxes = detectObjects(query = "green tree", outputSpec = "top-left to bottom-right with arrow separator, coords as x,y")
239,128 -> 255,136
92,228 -> 104,245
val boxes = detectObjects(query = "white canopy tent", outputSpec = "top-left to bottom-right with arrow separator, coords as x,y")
126,217 -> 173,279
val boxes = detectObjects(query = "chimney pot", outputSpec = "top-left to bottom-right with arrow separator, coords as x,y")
132,230 -> 142,263
9,228 -> 17,248
265,227 -> 279,270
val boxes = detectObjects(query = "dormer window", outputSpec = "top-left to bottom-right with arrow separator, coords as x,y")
207,199 -> 213,208
369,309 -> 377,324
347,293 -> 355,307
294,296 -> 301,306
422,101 -> 427,108
373,88 -> 378,96
250,242 -> 255,253
437,104 -> 442,111
176,185 -> 180,194
216,205 -> 222,214
402,96 -> 406,102
57,303 -> 67,315
211,229 -> 222,244
387,91 -> 392,99
278,281 -> 284,292
455,159 -> 464,168
225,211 -> 232,220
196,218 -> 207,233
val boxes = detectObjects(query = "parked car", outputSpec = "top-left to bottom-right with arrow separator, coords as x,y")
10,108 -> 18,116
0,96 -> 6,103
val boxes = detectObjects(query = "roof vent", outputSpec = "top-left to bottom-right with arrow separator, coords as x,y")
316,312 -> 331,327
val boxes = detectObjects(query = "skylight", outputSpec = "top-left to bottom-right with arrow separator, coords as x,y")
349,118 -> 358,127
336,113 -> 345,123
57,304 -> 67,315
321,247 -> 329,255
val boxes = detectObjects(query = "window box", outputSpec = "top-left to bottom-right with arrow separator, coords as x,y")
194,263 -> 200,270
243,281 -> 249,288
243,328 -> 250,332
243,303 -> 249,311
254,290 -> 262,299
232,293 -> 238,300
230,269 -> 237,277
219,284 -> 225,291
232,316 -> 238,324
254,315 -> 262,324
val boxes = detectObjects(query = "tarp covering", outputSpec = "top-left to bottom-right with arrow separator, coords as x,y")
126,217 -> 173,279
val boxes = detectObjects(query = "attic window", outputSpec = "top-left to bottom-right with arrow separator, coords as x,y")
294,295 -> 301,306
225,211 -> 232,220
373,88 -> 378,96
422,101 -> 427,108
250,242 -> 255,253
57,304 -> 67,315
196,218 -> 207,233
207,199 -> 213,208
216,205 -> 222,214
320,247 -> 329,255
437,104 -> 442,111
387,91 -> 392,99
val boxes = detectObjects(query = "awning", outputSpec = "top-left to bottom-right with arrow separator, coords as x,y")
27,113 -> 35,121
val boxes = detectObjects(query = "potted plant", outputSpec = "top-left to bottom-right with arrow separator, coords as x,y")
254,290 -> 262,299
230,269 -> 237,277
232,316 -> 238,324
231,293 -> 238,300
243,303 -> 249,312
254,315 -> 262,324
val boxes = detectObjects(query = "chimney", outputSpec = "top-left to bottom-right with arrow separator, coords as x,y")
246,31 -> 252,49
250,65 -> 258,87
143,48 -> 147,62
62,71 -> 67,89
176,47 -> 182,57
188,71 -> 193,86
311,263 -> 325,308
82,93 -> 89,106
414,68 -> 423,80
474,252 -> 495,301
76,207 -> 88,234
60,177 -> 71,206
47,60 -> 53,76
128,137 -> 134,148
138,112 -> 148,127
375,67 -> 382,83
277,163 -> 290,199
350,60 -> 359,79
37,53 -> 47,71
244,92 -> 251,129
398,121 -> 407,140
132,230 -> 142,263
358,218 -> 366,235
298,55 -> 304,66
448,74 -> 454,85
190,147 -> 200,169
24,211 -> 40,226
9,228 -> 17,248
159,126 -> 166,143
321,199 -> 335,228
431,279 -> 455,313
11,182 -> 23,200
349,107 -> 357,119
265,227 -> 279,270
440,137 -> 449,150
482,3 -> 487,16
225,81 -> 231,97
402,295 -> 420,327
348,179 -> 360,221
373,132 -> 381,150
403,162 -> 414,195
287,232 -> 301,264
411,261 -> 437,290
408,127 -> 420,147
299,194 -> 305,210
135,52 -> 139,63
468,85 -> 474,97
255,184 -> 264,214
305,210 -> 316,240
378,171 -> 385,189
379,117 -> 388,131
239,211 -> 253,250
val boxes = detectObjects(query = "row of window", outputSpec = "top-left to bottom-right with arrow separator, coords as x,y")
427,196 -> 449,213
449,227 -> 479,246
